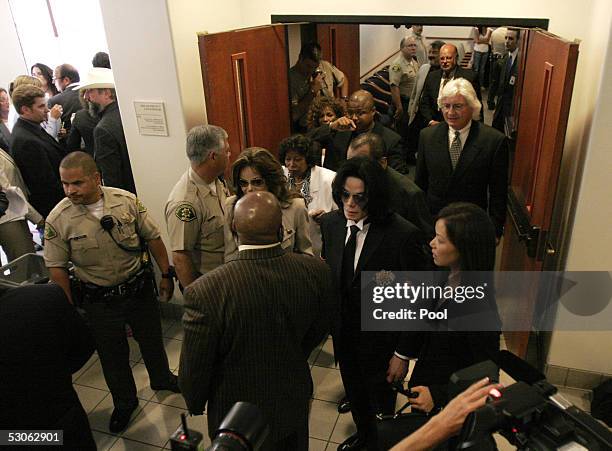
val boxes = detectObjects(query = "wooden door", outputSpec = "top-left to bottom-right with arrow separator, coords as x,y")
316,24 -> 360,96
198,24 -> 291,162
500,30 -> 579,357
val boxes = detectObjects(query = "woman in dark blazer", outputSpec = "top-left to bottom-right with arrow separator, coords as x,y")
408,202 -> 501,414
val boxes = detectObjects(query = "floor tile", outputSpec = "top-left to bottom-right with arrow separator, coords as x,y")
74,384 -> 110,413
121,400 -> 186,447
494,433 -> 515,451
314,337 -> 336,368
128,337 -> 143,363
110,437 -> 163,450
309,343 -> 323,366
92,430 -> 119,451
151,390 -> 188,410
88,395 -> 143,435
73,353 -> 99,382
131,363 -> 158,401
75,359 -> 111,390
556,386 -> 592,412
311,366 -> 345,402
163,321 -> 184,340
163,338 -> 183,371
309,399 -> 339,441
329,409 -> 357,444
309,437 -> 328,451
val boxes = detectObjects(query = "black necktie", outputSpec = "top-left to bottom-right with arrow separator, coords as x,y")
341,225 -> 360,290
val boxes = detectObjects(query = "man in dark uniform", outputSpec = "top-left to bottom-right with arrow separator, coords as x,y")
44,151 -> 179,433
81,68 -> 136,194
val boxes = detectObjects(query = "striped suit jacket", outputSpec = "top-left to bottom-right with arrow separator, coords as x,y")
179,245 -> 335,448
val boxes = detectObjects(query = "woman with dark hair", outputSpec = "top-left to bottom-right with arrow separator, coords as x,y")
406,202 -> 500,416
279,134 -> 335,256
224,147 -> 313,261
306,96 -> 345,130
31,63 -> 58,98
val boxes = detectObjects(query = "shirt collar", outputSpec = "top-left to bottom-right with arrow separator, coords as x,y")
449,121 -> 472,137
346,217 -> 369,231
238,242 -> 281,252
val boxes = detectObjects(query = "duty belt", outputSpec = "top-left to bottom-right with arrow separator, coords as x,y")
82,269 -> 148,301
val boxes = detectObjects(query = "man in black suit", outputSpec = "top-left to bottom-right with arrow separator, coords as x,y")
416,78 -> 508,237
9,84 -> 65,218
48,64 -> 82,144
308,90 -> 407,173
489,28 -> 520,134
0,284 -> 96,449
320,157 -> 429,450
347,132 -> 434,239
81,68 -> 136,194
179,191 -> 334,451
419,44 -> 481,127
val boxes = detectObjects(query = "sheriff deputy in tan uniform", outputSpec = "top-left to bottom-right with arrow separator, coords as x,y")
390,36 -> 420,128
43,151 -> 178,434
165,124 -> 230,288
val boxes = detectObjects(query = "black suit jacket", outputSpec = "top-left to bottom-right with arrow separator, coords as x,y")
94,101 -> 136,194
320,211 -> 430,366
419,67 -> 481,124
9,118 -> 65,217
48,85 -> 82,132
308,121 -> 403,172
179,246 -> 334,448
66,109 -> 98,154
415,121 -> 508,236
489,53 -> 519,133
386,167 -> 434,239
0,284 -> 95,428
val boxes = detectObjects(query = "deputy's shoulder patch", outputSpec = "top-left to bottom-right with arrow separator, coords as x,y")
391,64 -> 401,72
44,223 -> 57,240
135,198 -> 147,213
175,203 -> 197,222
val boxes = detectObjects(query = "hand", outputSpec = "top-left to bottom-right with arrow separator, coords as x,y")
386,355 -> 409,383
430,377 -> 503,437
159,277 -> 174,302
330,116 -> 356,131
58,127 -> 67,139
311,72 -> 324,93
308,209 -> 326,224
428,120 -> 440,127
409,386 -> 434,413
394,105 -> 404,120
50,104 -> 62,120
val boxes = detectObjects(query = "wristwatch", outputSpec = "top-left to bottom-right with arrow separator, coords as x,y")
161,265 -> 176,279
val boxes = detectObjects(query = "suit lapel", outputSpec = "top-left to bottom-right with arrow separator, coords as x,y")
452,121 -> 483,183
433,122 -> 453,174
22,119 -> 64,154
354,222 -> 385,281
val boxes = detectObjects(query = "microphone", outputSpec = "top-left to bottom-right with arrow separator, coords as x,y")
99,215 -> 143,253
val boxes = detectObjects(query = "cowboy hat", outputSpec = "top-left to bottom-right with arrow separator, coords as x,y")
78,67 -> 115,90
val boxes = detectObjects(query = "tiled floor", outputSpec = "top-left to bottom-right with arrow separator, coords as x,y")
74,318 -> 594,451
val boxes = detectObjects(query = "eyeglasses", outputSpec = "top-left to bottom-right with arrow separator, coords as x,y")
238,178 -> 266,189
341,190 -> 368,207
441,103 -> 466,112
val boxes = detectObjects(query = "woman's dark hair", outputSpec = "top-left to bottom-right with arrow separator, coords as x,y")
30,63 -> 57,95
278,134 -> 318,168
331,156 -> 390,223
306,96 -> 345,130
92,52 -> 111,69
436,202 -> 496,271
230,147 -> 297,205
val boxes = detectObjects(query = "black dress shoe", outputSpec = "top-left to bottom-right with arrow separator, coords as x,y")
337,433 -> 365,451
109,405 -> 137,433
151,373 -> 181,393
337,397 -> 352,414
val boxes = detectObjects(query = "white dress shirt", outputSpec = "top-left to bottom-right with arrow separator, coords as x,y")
345,218 -> 370,271
447,121 -> 472,152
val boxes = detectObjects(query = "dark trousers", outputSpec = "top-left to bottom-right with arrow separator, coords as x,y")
83,283 -> 172,409
0,220 -> 34,263
337,332 -> 397,450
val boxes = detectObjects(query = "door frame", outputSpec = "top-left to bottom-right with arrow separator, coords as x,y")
272,15 -> 548,29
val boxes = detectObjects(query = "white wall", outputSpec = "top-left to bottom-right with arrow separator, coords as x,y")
0,0 -> 28,88
166,0 -> 242,130
97,0 -> 187,263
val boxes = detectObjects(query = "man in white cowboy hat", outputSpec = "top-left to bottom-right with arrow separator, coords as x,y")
80,68 -> 136,194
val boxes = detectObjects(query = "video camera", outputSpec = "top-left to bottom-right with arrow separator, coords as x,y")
454,350 -> 612,450
169,402 -> 269,451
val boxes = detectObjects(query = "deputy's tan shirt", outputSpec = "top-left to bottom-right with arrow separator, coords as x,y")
389,55 -> 419,97
43,187 -> 160,287
164,168 -> 227,274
